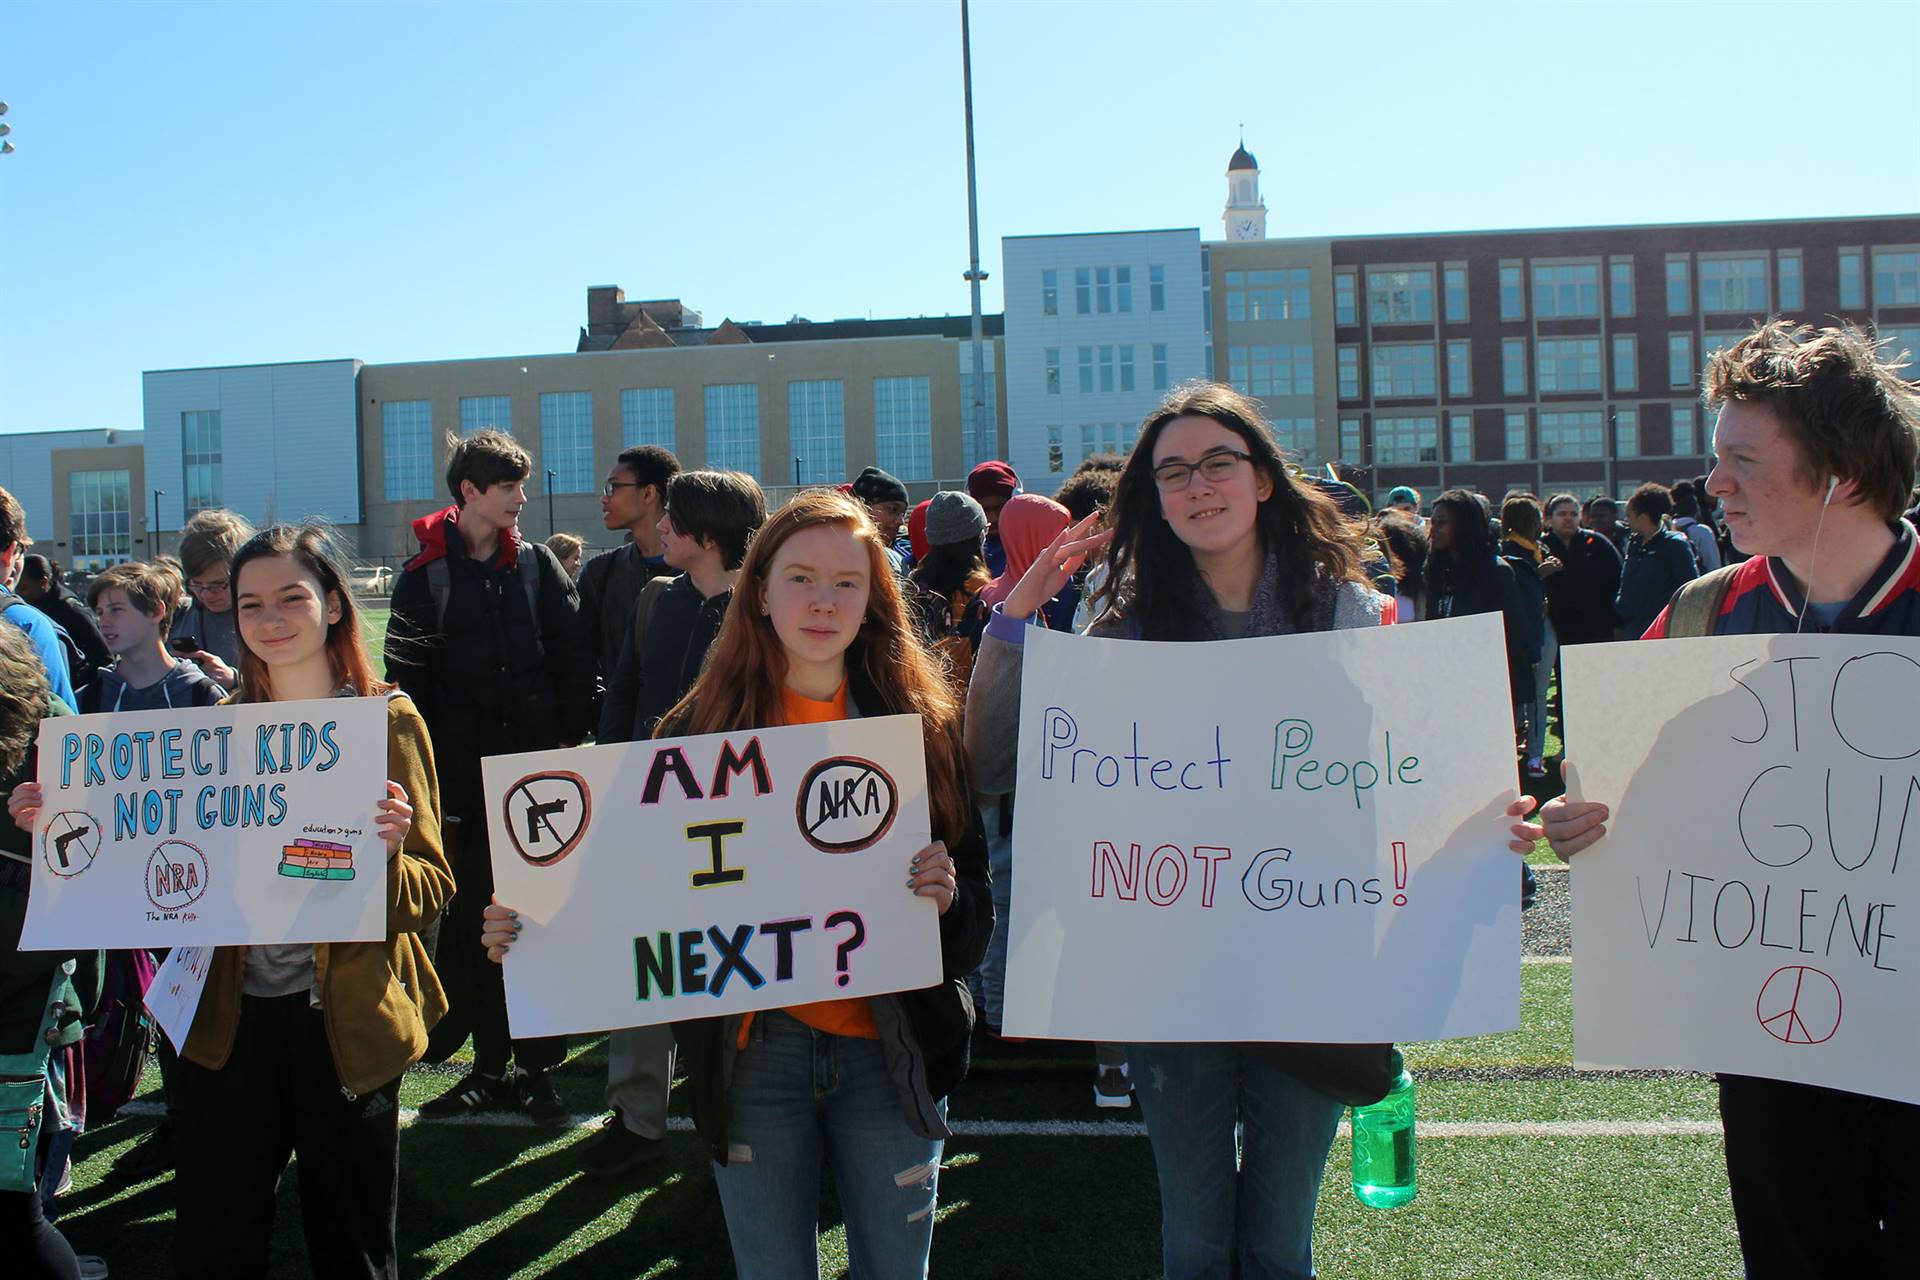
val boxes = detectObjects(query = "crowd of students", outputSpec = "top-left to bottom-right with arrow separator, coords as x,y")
3,317 -> 1918,1279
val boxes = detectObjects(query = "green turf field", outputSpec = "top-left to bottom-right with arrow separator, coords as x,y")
48,608 -> 1736,1276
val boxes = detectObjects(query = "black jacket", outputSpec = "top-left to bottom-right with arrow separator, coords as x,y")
1432,554 -> 1534,705
579,542 -> 668,684
667,667 -> 993,1164
384,509 -> 595,816
1543,528 -> 1624,645
1616,528 -> 1700,640
597,573 -> 730,744
33,585 -> 111,684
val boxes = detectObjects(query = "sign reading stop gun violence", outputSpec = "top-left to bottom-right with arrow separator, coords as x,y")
1564,633 -> 1920,1103
1002,613 -> 1523,1043
482,716 -> 939,1038
20,698 -> 390,949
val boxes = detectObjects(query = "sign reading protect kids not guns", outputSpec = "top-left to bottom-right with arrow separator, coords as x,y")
20,698 -> 390,949
1002,613 -> 1523,1043
1563,632 -> 1920,1104
481,716 -> 939,1038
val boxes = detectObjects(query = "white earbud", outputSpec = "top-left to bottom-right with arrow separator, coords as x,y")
1825,476 -> 1840,506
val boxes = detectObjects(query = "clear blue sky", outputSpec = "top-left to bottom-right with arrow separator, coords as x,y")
2,0 -> 1915,435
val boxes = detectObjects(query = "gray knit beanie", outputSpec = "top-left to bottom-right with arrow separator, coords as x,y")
924,491 -> 987,546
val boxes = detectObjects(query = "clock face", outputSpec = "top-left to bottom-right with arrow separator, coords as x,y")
1234,218 -> 1260,240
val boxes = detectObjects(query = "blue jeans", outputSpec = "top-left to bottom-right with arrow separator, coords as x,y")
967,796 -> 1014,1030
1127,1042 -> 1345,1280
711,1011 -> 945,1280
1524,620 -> 1559,760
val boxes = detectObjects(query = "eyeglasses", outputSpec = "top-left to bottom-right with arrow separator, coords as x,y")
602,481 -> 642,498
189,576 -> 231,594
1152,449 -> 1253,492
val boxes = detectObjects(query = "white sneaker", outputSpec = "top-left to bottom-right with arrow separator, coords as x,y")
1094,1062 -> 1133,1108
77,1257 -> 109,1280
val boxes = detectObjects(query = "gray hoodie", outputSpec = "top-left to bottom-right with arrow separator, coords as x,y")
81,657 -> 226,715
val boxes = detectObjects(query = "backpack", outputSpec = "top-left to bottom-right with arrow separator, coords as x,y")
0,586 -> 87,692
1664,565 -> 1740,639
424,545 -> 545,657
82,948 -> 157,1123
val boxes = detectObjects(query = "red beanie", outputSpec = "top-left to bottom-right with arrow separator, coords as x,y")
907,499 -> 932,562
967,460 -> 1020,501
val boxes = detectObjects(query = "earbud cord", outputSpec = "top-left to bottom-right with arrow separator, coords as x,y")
1796,477 -> 1839,636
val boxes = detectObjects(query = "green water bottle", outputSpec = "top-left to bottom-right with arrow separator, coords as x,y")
1350,1049 -> 1415,1208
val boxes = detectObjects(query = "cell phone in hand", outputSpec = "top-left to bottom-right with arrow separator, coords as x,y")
169,635 -> 201,654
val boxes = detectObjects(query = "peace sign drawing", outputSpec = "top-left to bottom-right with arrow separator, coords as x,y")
1755,965 -> 1843,1046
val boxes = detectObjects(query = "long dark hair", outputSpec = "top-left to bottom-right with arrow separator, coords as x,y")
1428,489 -> 1496,601
1373,511 -> 1429,600
1092,381 -> 1368,638
909,537 -> 990,605
229,523 -> 387,704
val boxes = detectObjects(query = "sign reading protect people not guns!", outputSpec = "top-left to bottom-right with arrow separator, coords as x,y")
1563,633 -> 1920,1103
1003,613 -> 1523,1043
481,716 -> 939,1038
20,698 -> 390,949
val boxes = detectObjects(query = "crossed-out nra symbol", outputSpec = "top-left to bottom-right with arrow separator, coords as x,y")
42,811 -> 102,878
503,771 -> 592,867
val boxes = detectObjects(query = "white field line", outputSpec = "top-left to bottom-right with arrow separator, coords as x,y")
1523,955 -> 1573,964
114,1101 -> 1715,1139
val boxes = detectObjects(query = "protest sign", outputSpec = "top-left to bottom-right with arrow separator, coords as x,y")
1564,633 -> 1920,1103
482,715 -> 939,1038
145,945 -> 213,1052
20,697 -> 390,949
1002,613 -> 1522,1043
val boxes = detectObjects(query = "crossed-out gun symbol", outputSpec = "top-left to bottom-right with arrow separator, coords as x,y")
54,823 -> 92,869
524,800 -> 567,846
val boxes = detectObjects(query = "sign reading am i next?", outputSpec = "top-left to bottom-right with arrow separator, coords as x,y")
482,716 -> 939,1039
21,698 -> 391,949
1004,614 -> 1523,1045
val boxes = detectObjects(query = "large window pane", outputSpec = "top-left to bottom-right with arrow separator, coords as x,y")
1539,410 -> 1605,460
1230,344 -> 1315,397
873,376 -> 932,482
1874,249 -> 1920,305
1532,263 -> 1601,318
704,383 -> 760,474
787,380 -> 845,485
1699,256 -> 1769,314
620,388 -> 675,450
181,409 -> 222,514
1371,343 -> 1437,398
382,400 -> 435,501
459,395 -> 512,437
68,469 -> 133,567
1537,338 -> 1602,393
1373,415 -> 1439,464
1367,269 -> 1434,324
539,391 -> 595,494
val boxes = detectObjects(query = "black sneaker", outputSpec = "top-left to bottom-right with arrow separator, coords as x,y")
581,1109 -> 667,1178
418,1070 -> 513,1118
515,1068 -> 569,1127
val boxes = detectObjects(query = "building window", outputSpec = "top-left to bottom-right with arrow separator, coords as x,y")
382,400 -> 435,501
1152,343 -> 1169,391
1118,345 -> 1136,392
1502,338 -> 1528,395
1374,415 -> 1439,465
1229,344 -> 1314,397
1041,268 -> 1058,317
1613,335 -> 1638,392
1116,266 -> 1134,313
1876,325 -> 1920,377
459,395 -> 511,437
1371,342 -> 1437,398
1704,331 -> 1749,371
1537,338 -> 1603,393
1150,265 -> 1166,312
1339,417 -> 1363,463
1668,333 -> 1695,388
1616,408 -> 1640,458
1699,256 -> 1769,314
1449,412 -> 1474,462
1334,270 -> 1357,325
1075,268 -> 1091,315
1077,347 -> 1094,394
1777,251 -> 1803,311
1271,417 -> 1316,461
1098,346 -> 1115,393
619,388 -> 674,450
1874,249 -> 1920,305
1666,256 -> 1691,314
1839,250 -> 1864,308
1045,348 -> 1061,396
1505,411 -> 1529,460
786,380 -> 845,485
873,376 -> 932,481
1532,262 -> 1601,318
1367,268 -> 1434,324
1446,340 -> 1471,397
181,409 -> 222,514
1338,346 -> 1361,399
1672,404 -> 1698,456
1538,410 -> 1605,460
1444,265 -> 1468,322
1226,268 -> 1312,321
1095,267 -> 1113,314
1609,258 -> 1635,317
538,391 -> 595,494
1047,424 -> 1064,474
704,383 -> 759,474
67,469 -> 132,567
1499,262 -> 1524,320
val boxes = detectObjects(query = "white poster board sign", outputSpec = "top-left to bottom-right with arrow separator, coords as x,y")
1564,633 -> 1920,1103
482,715 -> 939,1038
1003,613 -> 1522,1043
145,945 -> 213,1053
21,698 -> 389,948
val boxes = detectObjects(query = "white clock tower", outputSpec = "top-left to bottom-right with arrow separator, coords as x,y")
1223,138 -> 1266,241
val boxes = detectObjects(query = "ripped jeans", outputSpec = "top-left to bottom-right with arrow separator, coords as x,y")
711,1011 -> 945,1280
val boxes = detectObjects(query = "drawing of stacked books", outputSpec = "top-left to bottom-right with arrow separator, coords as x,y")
278,838 -> 355,881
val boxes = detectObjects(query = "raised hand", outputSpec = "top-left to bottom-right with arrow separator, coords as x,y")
1003,512 -> 1114,621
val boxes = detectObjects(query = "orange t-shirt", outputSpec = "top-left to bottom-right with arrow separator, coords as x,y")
737,678 -> 879,1047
